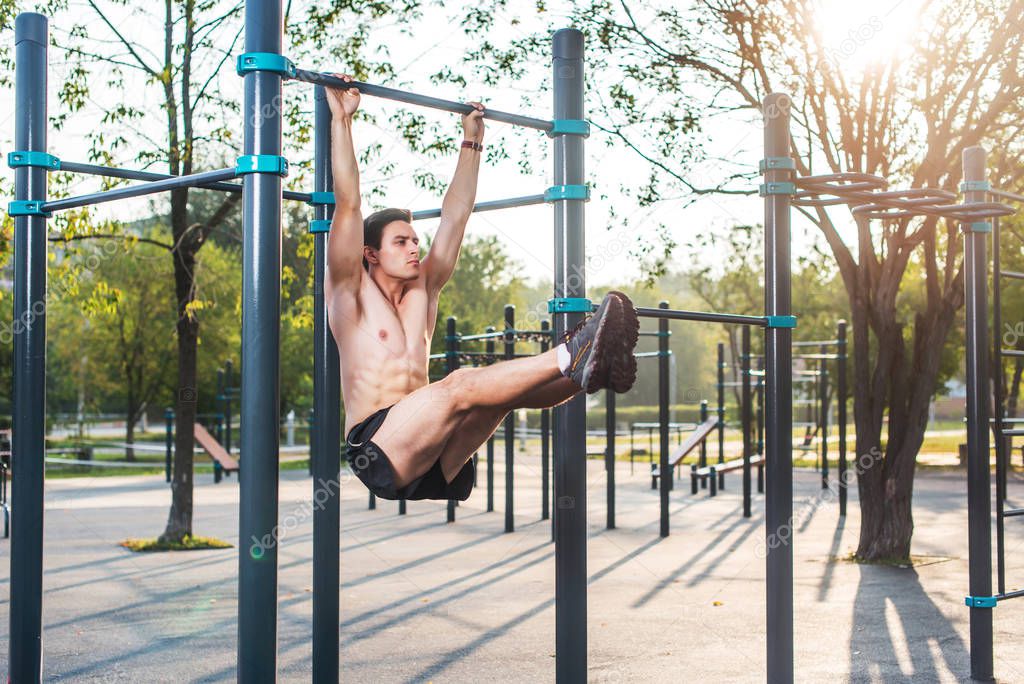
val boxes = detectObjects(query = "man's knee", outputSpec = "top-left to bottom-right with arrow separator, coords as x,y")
439,367 -> 480,413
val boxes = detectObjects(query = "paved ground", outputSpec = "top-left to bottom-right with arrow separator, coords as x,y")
1,454 -> 1022,682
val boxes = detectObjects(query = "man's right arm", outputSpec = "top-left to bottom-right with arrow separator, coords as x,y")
326,115 -> 364,297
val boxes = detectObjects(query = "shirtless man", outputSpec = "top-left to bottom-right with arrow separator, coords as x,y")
324,75 -> 640,502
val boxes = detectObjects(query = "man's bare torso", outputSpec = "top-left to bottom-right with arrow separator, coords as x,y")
328,270 -> 439,435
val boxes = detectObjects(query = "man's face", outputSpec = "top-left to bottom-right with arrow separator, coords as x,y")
367,221 -> 421,280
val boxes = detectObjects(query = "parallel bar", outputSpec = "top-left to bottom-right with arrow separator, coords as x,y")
994,207 -> 1008,598
238,0 -> 284,677
504,305 -> 516,533
634,306 -> 766,327
310,85 -> 341,683
963,146 -> 994,681
998,588 -> 1024,600
41,167 -> 238,212
991,188 -> 1024,204
11,13 -> 48,681
292,68 -> 554,132
59,160 -> 313,202
658,302 -> 670,537
412,194 -> 547,220
763,92 -> 795,684
552,28 -> 588,684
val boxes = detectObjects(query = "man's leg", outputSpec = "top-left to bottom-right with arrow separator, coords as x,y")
372,349 -> 567,488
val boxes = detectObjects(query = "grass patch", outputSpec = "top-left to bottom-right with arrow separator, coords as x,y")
121,535 -> 233,552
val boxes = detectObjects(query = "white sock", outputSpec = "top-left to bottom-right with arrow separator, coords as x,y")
556,343 -> 571,375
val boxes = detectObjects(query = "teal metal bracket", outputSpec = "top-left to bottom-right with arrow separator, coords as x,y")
965,595 -> 997,608
960,181 -> 991,193
759,182 -> 796,197
547,120 -> 590,138
758,157 -> 795,174
8,151 -> 60,170
308,191 -> 335,206
8,200 -> 51,217
965,222 -> 992,233
236,52 -> 296,78
544,185 -> 590,202
548,298 -> 593,314
765,315 -> 797,329
235,155 -> 289,177
309,219 -> 331,234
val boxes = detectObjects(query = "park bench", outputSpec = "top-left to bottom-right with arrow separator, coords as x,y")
194,423 -> 240,483
650,418 -> 719,489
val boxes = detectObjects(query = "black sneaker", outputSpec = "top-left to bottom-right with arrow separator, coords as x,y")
562,291 -> 639,393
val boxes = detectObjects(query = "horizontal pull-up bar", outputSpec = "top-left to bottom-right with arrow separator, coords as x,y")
59,160 -> 313,203
289,68 -> 555,133
411,194 -> 547,220
41,167 -> 240,213
633,306 -> 769,327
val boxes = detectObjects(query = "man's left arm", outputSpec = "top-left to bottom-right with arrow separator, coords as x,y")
423,102 -> 485,294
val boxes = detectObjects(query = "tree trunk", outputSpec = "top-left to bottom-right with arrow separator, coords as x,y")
159,189 -> 198,544
125,414 -> 135,462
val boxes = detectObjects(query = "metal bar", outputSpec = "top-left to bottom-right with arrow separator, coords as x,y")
446,317 -> 459,523
791,339 -> 839,347
838,321 -> 848,517
742,326 -> 753,518
820,343 -> 829,490
659,302 -> 671,537
552,28 -> 587,684
486,328 -> 496,513
11,13 -> 48,681
717,342 -> 726,491
504,305 -> 516,533
541,320 -> 552,521
763,92 -> 794,684
634,306 -> 766,327
606,386 -> 615,530
59,160 -> 314,202
963,146 -> 994,681
41,166 -> 238,212
990,188 -> 1024,203
411,194 -> 547,220
291,68 -> 554,132
311,85 -> 341,683
1000,269 -> 1024,280
238,0 -> 284,676
997,588 -> 1024,601
1003,508 -> 1024,518
793,353 -> 840,360
164,408 -> 174,483
994,208 -> 1007,598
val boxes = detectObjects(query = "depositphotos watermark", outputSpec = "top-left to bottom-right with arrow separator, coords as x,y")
754,445 -> 882,559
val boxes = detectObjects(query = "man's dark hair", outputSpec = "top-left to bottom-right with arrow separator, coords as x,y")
363,208 -> 413,270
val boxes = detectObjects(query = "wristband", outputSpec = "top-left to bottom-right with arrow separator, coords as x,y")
461,140 -> 483,152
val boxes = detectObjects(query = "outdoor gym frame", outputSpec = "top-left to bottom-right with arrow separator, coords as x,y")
9,3 -> 846,682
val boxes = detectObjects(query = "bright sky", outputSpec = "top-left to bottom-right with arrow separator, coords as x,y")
0,0 -> 923,289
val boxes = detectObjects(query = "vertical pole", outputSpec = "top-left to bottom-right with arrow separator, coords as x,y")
486,327 -> 496,513
541,320 -> 551,521
757,357 -> 765,494
552,27 -> 587,684
311,86 -> 341,683
742,326 -> 752,518
659,302 -> 670,537
837,321 -> 848,517
504,305 -> 515,532
717,341 -> 726,492
820,343 -> 829,490
605,388 -> 616,529
10,14 -> 48,681
446,317 -> 459,524
993,209 -> 1007,595
763,92 -> 794,684
225,359 -> 234,456
238,0 -> 284,676
699,399 -> 708,488
165,408 -> 174,483
963,146 -> 993,681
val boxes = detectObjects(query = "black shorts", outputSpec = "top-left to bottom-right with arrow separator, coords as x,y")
344,405 -> 475,501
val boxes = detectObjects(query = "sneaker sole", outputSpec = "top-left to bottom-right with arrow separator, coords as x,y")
582,292 -> 639,394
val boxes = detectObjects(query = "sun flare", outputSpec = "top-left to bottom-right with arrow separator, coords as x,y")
812,0 -> 924,73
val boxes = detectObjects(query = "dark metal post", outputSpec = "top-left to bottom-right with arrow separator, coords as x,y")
717,342 -> 726,491
552,28 -> 587,683
763,92 -> 794,683
541,320 -> 551,521
504,305 -> 515,533
225,359 -> 234,456
311,86 -> 341,683
486,327 -> 496,513
606,388 -> 615,530
659,302 -> 671,536
447,316 -> 460,524
837,321 -> 848,516
164,407 -> 174,483
742,326 -> 753,518
756,357 -> 765,494
963,145 -> 993,681
699,399 -> 709,488
10,13 -> 49,681
238,0 -> 284,676
820,343 -> 829,490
